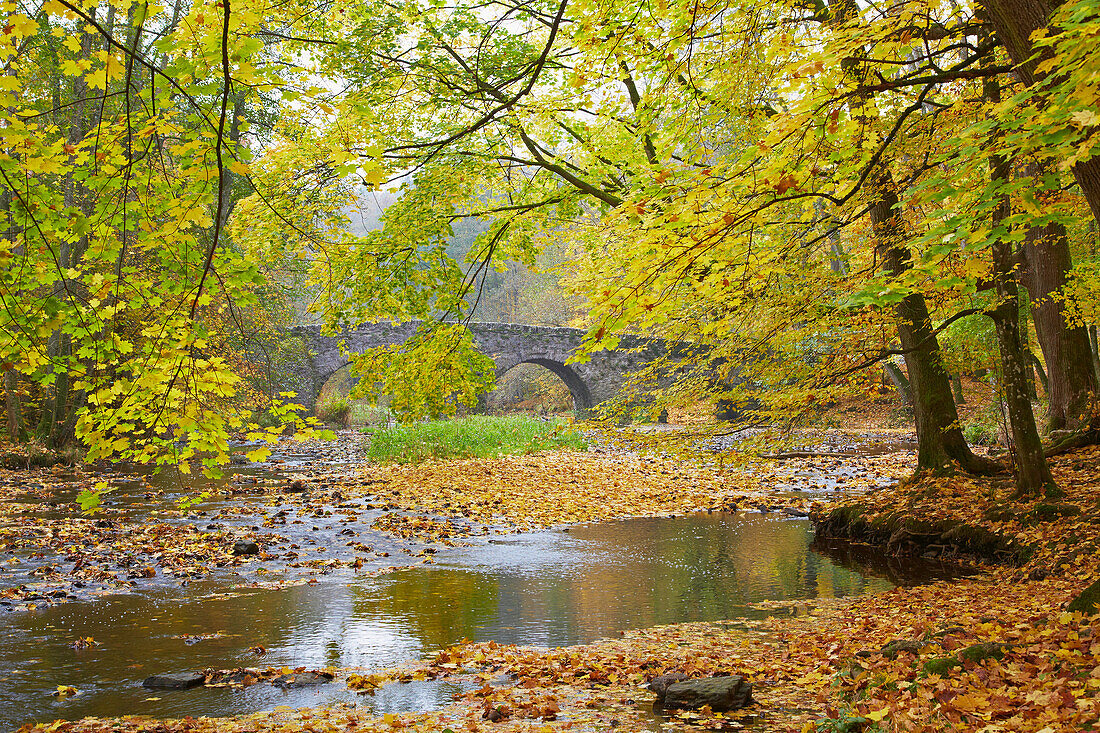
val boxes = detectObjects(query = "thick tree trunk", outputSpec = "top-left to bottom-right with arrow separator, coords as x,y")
1016,161 -> 1098,429
871,177 -> 1003,475
984,70 -> 1059,496
1023,217 -> 1098,429
980,0 -> 1100,224
951,374 -> 966,405
1090,325 -> 1100,384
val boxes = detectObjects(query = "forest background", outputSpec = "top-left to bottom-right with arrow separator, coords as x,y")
1,0 -> 1099,498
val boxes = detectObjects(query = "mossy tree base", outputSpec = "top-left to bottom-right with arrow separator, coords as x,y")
1068,577 -> 1100,615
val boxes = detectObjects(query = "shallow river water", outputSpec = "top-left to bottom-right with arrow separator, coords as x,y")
0,505 -> 963,732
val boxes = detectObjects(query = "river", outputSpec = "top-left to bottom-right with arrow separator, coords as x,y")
0,444 -> 961,731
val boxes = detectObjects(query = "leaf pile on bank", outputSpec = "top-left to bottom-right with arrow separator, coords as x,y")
812,444 -> 1100,583
802,443 -> 1100,731
777,576 -> 1100,731
349,448 -> 909,536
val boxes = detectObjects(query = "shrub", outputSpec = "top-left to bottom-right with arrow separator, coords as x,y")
316,396 -> 351,426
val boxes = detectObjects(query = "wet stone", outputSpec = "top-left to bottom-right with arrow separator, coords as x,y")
662,676 -> 753,712
648,672 -> 690,699
231,540 -> 260,556
142,672 -> 205,690
272,671 -> 334,688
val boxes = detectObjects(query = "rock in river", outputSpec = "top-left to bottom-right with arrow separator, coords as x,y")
662,676 -> 753,712
142,672 -> 205,690
272,671 -> 334,688
232,540 -> 260,556
648,672 -> 690,699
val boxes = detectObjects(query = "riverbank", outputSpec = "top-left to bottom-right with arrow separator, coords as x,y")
17,573 -> 1096,733
801,443 -> 1100,731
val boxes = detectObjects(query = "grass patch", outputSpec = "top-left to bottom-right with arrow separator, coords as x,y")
315,395 -> 352,426
365,414 -> 586,463
349,402 -> 393,428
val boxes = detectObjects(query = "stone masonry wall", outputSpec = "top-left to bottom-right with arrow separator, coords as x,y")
284,322 -> 674,416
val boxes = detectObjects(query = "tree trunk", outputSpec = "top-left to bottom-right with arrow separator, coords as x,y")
0,183 -> 21,442
3,371 -> 21,441
1090,325 -> 1100,385
1031,351 -> 1050,395
884,361 -> 913,408
951,374 -> 966,405
828,0 -> 1003,475
871,177 -> 1002,475
980,0 -> 1100,224
1021,165 -> 1097,430
985,74 -> 1059,497
1019,302 -> 1037,400
991,220 -> 1060,497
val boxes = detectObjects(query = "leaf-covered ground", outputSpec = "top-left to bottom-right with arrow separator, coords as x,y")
19,580 -> 1098,732
0,443 -> 909,608
10,435 -> 1100,732
349,446 -> 911,533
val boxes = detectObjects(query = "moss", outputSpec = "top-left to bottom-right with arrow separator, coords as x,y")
921,657 -> 962,676
982,504 -> 1019,522
880,639 -> 923,658
1026,502 -> 1082,524
815,506 -> 1032,565
959,642 -> 1008,664
1068,577 -> 1100,615
0,450 -> 60,468
839,661 -> 865,679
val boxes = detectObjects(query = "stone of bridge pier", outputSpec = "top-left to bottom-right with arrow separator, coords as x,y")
279,322 -> 680,418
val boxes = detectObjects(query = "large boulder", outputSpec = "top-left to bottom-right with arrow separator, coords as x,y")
648,672 -> 690,699
662,676 -> 753,712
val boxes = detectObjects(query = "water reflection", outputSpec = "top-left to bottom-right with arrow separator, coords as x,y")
2,513 -> 927,731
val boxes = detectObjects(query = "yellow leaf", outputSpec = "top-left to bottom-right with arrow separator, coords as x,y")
865,708 -> 890,722
362,166 -> 384,187
245,447 -> 270,463
1071,110 -> 1100,127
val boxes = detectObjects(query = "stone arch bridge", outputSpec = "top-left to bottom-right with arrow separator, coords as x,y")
283,322 -> 684,416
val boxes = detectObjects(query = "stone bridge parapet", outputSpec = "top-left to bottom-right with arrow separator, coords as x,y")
281,321 -> 678,416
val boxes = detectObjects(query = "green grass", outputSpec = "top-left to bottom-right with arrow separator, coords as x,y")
365,414 -> 587,464
349,402 -> 394,428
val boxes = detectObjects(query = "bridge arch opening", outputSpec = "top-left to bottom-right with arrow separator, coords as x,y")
491,359 -> 592,414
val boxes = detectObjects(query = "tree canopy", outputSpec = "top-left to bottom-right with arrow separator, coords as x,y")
2,0 -> 1100,492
